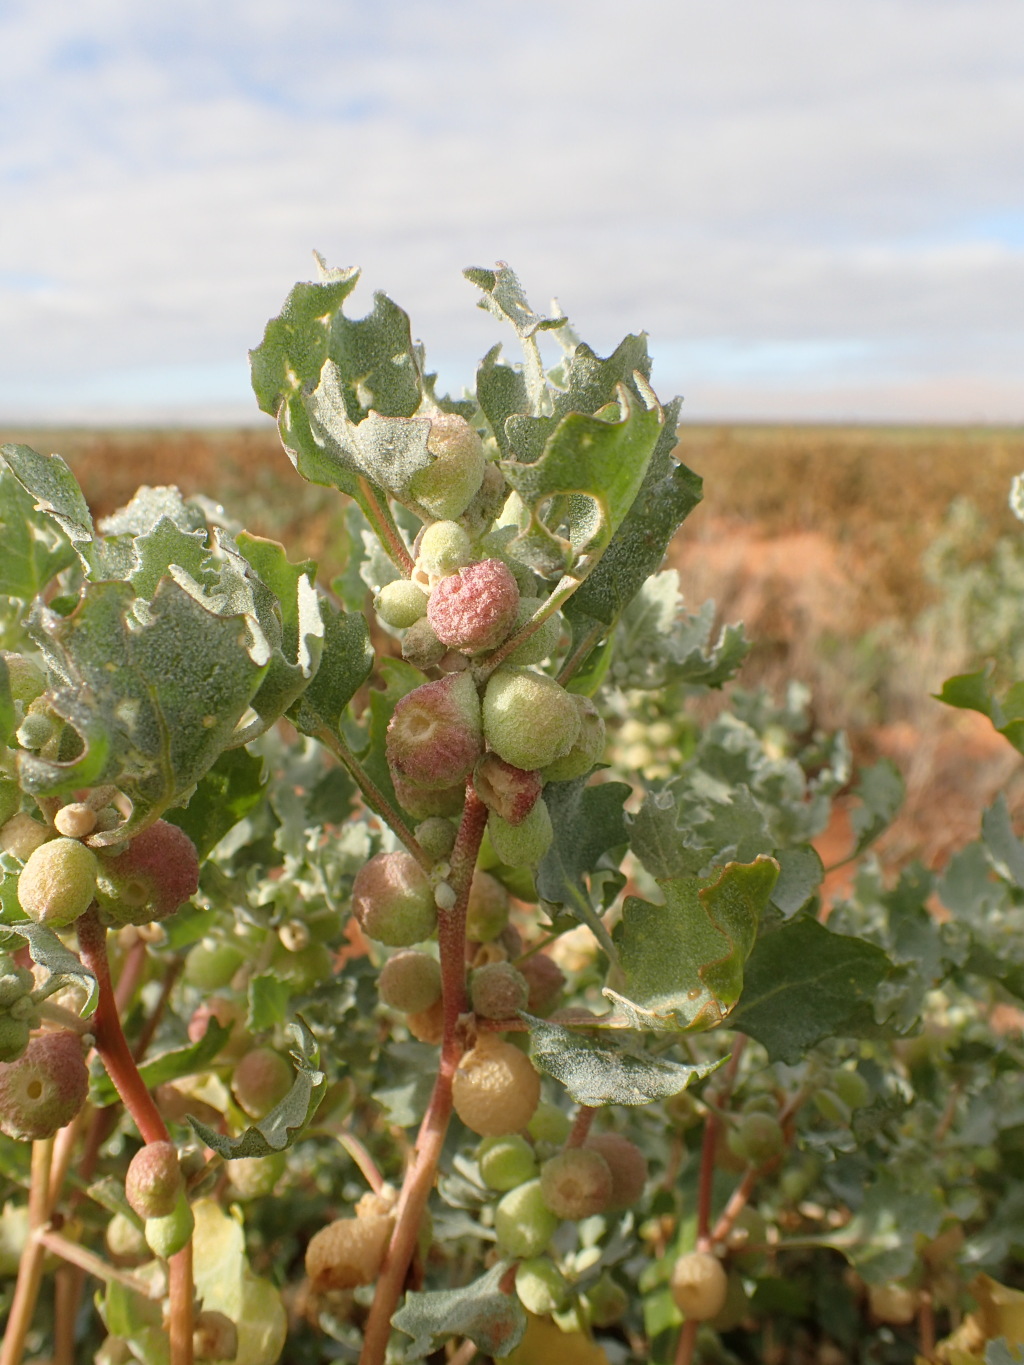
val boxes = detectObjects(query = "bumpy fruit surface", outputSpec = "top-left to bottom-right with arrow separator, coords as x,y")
401,616 -> 447,669
305,1213 -> 394,1290
474,753 -> 542,826
386,672 -> 483,790
417,519 -> 473,577
482,668 -> 581,771
125,1141 -> 184,1219
95,820 -> 200,925
541,696 -> 606,782
494,1178 -> 559,1258
470,961 -> 529,1020
477,1134 -> 538,1191
53,802 -> 97,839
669,1251 -> 729,1321
352,850 -> 438,946
0,1018 -> 32,1064
528,1100 -> 572,1145
515,1257 -> 570,1314
226,1151 -> 287,1200
585,1132 -> 648,1211
374,579 -> 429,629
519,953 -> 566,1015
413,816 -> 457,861
184,941 -> 244,992
451,1034 -> 540,1136
231,1047 -> 293,1118
465,869 -> 510,942
427,559 -> 520,653
144,1192 -> 195,1259
392,774 -> 466,821
503,597 -> 563,667
540,1148 -> 613,1220
488,798 -> 553,867
17,836 -> 98,927
407,412 -> 486,521
727,1112 -> 785,1165
378,950 -> 443,1014
0,1030 -> 88,1140
0,814 -> 49,861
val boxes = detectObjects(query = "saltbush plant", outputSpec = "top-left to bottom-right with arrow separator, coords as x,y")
1,258 -> 1024,1365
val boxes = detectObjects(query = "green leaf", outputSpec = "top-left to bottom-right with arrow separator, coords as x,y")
249,258 -> 361,416
476,344 -> 529,458
21,577 -> 268,839
0,455 -> 77,598
526,1014 -> 724,1106
849,759 -> 903,854
391,1260 -> 526,1362
841,1166 -> 945,1283
606,857 -> 778,1032
771,845 -> 825,917
3,922 -> 98,1016
326,288 -> 422,420
729,917 -> 895,1064
608,575 -> 749,692
464,263 -> 566,340
0,657 -> 14,750
187,1018 -> 326,1158
982,794 -> 1024,888
288,598 -> 374,740
536,779 -> 630,953
91,1019 -> 231,1107
247,972 -> 293,1032
936,667 -> 1024,755
500,385 -> 664,574
165,746 -> 266,861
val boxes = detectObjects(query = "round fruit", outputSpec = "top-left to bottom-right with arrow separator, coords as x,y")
0,1017 -> 32,1064
16,711 -> 58,751
669,1251 -> 729,1321
493,1178 -> 559,1258
868,1282 -> 917,1325
727,1112 -> 785,1166
17,836 -> 98,927
0,1030 -> 88,1140
413,817 -> 457,861
0,815 -> 50,861
465,869 -> 510,942
144,1192 -> 195,1259
477,1134 -> 538,1191
401,617 -> 446,670
125,1142 -> 184,1219
519,953 -> 566,1015
231,1048 -> 293,1119
586,1272 -> 629,1327
428,559 -> 520,655
540,1148 -> 613,1220
378,951 -> 443,1014
470,961 -> 529,1021
305,1213 -> 394,1291
351,851 -> 438,947
407,412 -> 486,521
406,997 -> 445,1044
106,1211 -> 148,1261
2,653 -> 46,705
94,820 -> 200,926
386,672 -> 483,790
541,696 -> 606,782
834,1069 -> 871,1111
417,520 -> 474,577
0,958 -> 34,1010
226,1151 -> 287,1200
527,1101 -> 572,1145
473,753 -> 542,826
585,1132 -> 648,1211
503,598 -> 563,667
813,1089 -> 851,1125
183,942 -> 244,992
515,1257 -> 570,1314
482,668 -> 581,772
392,774 -> 466,821
269,939 -> 333,992
53,802 -> 97,839
374,579 -> 429,629
451,1034 -> 541,1136
487,799 -> 553,867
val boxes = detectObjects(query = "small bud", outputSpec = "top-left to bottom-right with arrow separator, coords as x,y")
413,817 -> 457,861
487,798 -> 553,867
482,668 -> 581,771
428,560 -> 520,653
0,1030 -> 89,1140
417,520 -> 474,577
386,672 -> 483,791
434,880 -> 457,911
401,617 -> 446,670
125,1141 -> 185,1219
474,753 -> 542,826
95,820 -> 200,926
374,580 -> 429,629
352,850 -> 438,946
18,836 -> 99,927
407,413 -> 486,521
53,802 -> 98,839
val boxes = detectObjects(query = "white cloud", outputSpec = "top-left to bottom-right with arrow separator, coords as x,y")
1,0 -> 1022,421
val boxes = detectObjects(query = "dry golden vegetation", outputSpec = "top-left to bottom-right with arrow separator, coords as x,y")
6,420 -> 1024,868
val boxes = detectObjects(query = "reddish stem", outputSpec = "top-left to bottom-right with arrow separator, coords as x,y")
358,478 -> 415,577
566,1105 -> 597,1149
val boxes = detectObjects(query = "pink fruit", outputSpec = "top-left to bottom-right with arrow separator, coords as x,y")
0,1030 -> 88,1140
125,1141 -> 184,1219
473,753 -> 542,826
351,851 -> 438,946
386,672 -> 483,791
519,953 -> 566,1016
427,560 -> 520,654
95,820 -> 200,925
585,1132 -> 648,1211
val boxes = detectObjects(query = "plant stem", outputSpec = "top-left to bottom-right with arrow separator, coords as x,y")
359,788 -> 489,1365
566,1105 -> 597,1148
0,1138 -> 53,1365
673,1320 -> 699,1365
339,1131 -> 385,1194
34,1228 -> 164,1298
169,1242 -> 195,1365
314,726 -> 431,872
557,621 -> 605,687
358,477 -> 415,577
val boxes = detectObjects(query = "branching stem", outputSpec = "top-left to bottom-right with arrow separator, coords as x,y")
314,726 -> 430,872
0,1138 -> 53,1365
358,478 -> 415,577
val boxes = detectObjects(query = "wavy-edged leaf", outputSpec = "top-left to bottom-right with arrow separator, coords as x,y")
526,1014 -> 723,1106
3,922 -> 98,1016
165,746 -> 266,861
0,455 -> 78,598
288,598 -> 375,741
308,372 -> 434,503
849,758 -> 904,855
936,667 -> 1024,756
187,1018 -> 326,1158
464,263 -> 566,340
605,856 -> 779,1032
326,287 -> 422,421
392,1260 -> 525,1362
536,778 -> 630,958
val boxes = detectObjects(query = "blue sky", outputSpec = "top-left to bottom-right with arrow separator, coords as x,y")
1,0 -> 1022,423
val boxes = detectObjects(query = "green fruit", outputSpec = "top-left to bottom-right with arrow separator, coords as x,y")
352,851 -> 438,947
227,1151 -> 287,1200
834,1069 -> 871,1111
477,1134 -> 538,1192
374,579 -> 429,629
727,1112 -> 785,1166
270,939 -> 333,992
541,696 -> 606,782
585,1272 -> 628,1327
378,951 -> 443,1014
1,654 -> 46,705
516,1257 -> 570,1314
0,1017 -> 31,1064
407,414 -> 486,520
527,1101 -> 572,1145
503,598 -> 563,667
487,799 -> 553,867
183,941 -> 244,992
144,1192 -> 194,1259
813,1089 -> 851,1125
16,710 -> 58,751
540,1149 -> 613,1220
494,1178 -> 559,1258
417,520 -> 474,577
414,817 -> 457,861
17,837 -> 98,927
106,1211 -> 148,1260
125,1141 -> 184,1219
482,668 -> 581,771
401,617 -> 446,670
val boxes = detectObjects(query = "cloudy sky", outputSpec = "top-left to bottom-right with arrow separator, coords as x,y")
2,0 -> 1022,424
